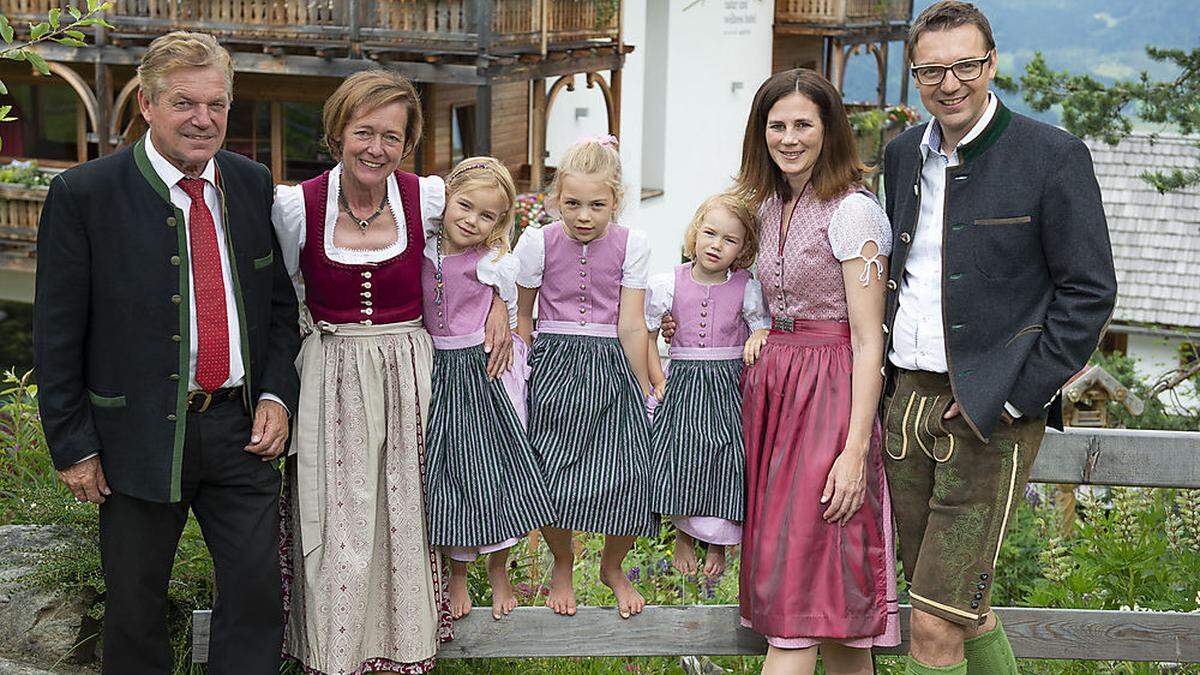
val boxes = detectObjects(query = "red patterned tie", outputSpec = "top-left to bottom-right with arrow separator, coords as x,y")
179,177 -> 230,392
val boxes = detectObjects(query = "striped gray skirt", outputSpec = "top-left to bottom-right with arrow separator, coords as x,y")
527,333 -> 657,538
650,358 -> 746,522
425,344 -> 557,548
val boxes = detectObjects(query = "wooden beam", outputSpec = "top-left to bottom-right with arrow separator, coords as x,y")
30,44 -> 485,85
475,84 -> 493,156
529,78 -> 546,191
486,52 -> 624,84
192,605 -> 1200,663
270,101 -> 283,183
1029,427 -> 1200,488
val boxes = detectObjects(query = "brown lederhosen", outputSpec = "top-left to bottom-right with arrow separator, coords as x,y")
883,369 -> 1046,626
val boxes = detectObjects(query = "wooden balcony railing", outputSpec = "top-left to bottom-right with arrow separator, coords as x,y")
0,184 -> 45,273
776,0 -> 912,25
0,0 -> 620,50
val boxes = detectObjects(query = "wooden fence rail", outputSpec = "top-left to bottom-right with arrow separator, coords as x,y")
193,426 -> 1200,664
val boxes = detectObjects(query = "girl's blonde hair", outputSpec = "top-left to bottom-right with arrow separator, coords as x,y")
547,136 -> 626,216
682,193 -> 760,270
445,156 -> 517,257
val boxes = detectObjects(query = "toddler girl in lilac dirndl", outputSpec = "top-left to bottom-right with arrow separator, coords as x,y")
514,137 -> 655,620
644,194 -> 770,577
421,157 -> 556,621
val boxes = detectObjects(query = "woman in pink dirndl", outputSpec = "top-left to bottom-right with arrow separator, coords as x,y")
736,69 -> 900,673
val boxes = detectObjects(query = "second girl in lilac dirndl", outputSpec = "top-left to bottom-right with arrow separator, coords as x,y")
736,69 -> 899,671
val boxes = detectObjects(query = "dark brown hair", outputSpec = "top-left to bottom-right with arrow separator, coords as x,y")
734,69 -> 867,209
908,1 -> 996,62
323,69 -> 424,159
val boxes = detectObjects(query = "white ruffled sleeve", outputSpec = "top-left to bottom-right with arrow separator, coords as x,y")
418,174 -> 446,239
828,192 -> 893,287
513,226 -> 546,288
621,228 -> 651,289
476,251 -> 520,328
742,278 -> 771,331
643,272 -> 675,331
271,183 -> 307,278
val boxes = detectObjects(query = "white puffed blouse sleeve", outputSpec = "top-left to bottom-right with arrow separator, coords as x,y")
741,278 -> 771,331
418,174 -> 446,239
270,183 -> 308,304
513,226 -> 546,288
828,192 -> 893,287
621,228 -> 651,289
475,251 -> 521,328
643,272 -> 675,331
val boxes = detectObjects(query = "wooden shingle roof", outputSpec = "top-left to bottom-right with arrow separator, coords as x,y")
1086,133 -> 1200,330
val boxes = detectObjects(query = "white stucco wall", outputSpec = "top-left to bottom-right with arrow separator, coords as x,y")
1125,332 -> 1199,412
544,0 -> 775,278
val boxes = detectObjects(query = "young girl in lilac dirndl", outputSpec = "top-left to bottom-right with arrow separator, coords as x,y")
644,193 -> 770,577
736,70 -> 899,673
514,137 -> 656,620
421,157 -> 556,622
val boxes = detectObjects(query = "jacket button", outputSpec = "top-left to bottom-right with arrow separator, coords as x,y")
882,323 -> 889,334
169,373 -> 180,381
970,601 -> 980,609
949,272 -> 963,281
171,294 -> 182,304
167,414 -> 177,421
170,255 -> 181,266
900,232 -> 911,244
886,279 -> 898,291
171,334 -> 182,342
166,216 -> 177,227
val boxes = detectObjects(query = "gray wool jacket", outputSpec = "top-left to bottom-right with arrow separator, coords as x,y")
882,101 -> 1117,442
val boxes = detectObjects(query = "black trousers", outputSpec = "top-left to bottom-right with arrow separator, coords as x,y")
98,397 -> 283,675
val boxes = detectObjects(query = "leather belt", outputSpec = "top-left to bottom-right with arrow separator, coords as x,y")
771,316 -> 796,332
186,385 -> 243,413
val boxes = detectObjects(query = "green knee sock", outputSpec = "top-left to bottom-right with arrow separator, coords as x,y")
964,615 -> 1018,675
905,655 -> 967,674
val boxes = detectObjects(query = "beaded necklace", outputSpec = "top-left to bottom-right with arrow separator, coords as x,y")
338,181 -> 390,234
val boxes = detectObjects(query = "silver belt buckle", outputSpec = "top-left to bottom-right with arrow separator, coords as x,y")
773,316 -> 795,332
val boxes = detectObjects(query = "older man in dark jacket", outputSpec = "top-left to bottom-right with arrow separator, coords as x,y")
34,31 -> 299,674
881,3 -> 1116,674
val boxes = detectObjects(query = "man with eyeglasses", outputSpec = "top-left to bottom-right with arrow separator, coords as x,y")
880,2 -> 1116,674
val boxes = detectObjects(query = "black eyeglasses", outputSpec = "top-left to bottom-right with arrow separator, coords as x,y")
910,50 -> 993,86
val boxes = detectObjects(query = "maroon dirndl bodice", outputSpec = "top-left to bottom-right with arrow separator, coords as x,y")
298,170 -> 425,325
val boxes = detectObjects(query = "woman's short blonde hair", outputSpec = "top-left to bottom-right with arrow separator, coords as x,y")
137,31 -> 233,102
546,136 -> 625,216
682,193 -> 759,270
445,156 -> 517,257
323,69 -> 424,160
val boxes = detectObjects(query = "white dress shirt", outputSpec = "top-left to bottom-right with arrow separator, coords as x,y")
888,93 -> 1022,418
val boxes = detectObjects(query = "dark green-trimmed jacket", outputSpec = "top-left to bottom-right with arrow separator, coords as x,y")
882,101 -> 1117,442
34,138 -> 300,502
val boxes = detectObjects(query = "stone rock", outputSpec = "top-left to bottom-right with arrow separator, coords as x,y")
0,654 -> 97,674
0,526 -> 99,669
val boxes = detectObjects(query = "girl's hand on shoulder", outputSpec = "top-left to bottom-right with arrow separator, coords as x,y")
743,329 -> 770,366
821,447 -> 867,526
659,312 -> 677,343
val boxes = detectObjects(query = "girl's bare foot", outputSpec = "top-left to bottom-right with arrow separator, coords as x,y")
546,558 -> 577,616
487,553 -> 518,620
600,564 -> 646,619
672,531 -> 698,575
448,562 -> 471,619
703,544 -> 726,577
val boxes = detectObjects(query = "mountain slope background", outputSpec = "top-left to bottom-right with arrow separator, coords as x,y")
841,0 -> 1199,127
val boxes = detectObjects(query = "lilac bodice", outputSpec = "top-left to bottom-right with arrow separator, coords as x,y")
421,247 -> 491,346
758,188 -> 863,322
538,222 -> 629,335
669,264 -> 751,356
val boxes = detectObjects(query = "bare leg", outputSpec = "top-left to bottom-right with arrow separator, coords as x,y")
541,526 -> 577,616
672,530 -> 698,575
910,608 -> 969,667
820,642 -> 875,675
702,544 -> 726,577
448,559 -> 471,619
599,534 -> 645,619
487,548 -> 517,620
762,645 -> 818,675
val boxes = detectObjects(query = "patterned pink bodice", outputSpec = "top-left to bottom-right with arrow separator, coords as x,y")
669,264 -> 752,351
757,188 -> 860,322
420,246 -> 491,339
538,222 -> 629,329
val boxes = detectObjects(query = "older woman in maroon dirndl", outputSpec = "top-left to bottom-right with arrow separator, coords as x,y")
735,69 -> 900,674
